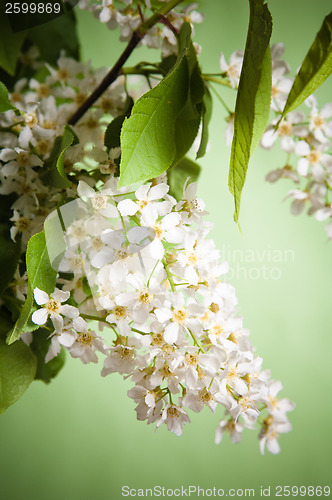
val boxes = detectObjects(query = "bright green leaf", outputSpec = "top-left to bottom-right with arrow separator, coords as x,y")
168,157 -> 201,201
281,11 -> 332,117
118,23 -> 192,187
0,81 -> 14,113
228,0 -> 272,223
7,231 -> 57,345
0,339 -> 37,414
196,85 -> 213,159
250,47 -> 272,154
30,329 -> 65,384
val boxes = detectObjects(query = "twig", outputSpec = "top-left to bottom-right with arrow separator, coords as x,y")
68,0 -> 185,126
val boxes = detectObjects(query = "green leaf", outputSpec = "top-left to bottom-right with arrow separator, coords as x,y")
0,12 -> 26,76
158,55 -> 177,75
27,11 -> 79,66
0,223 -> 21,297
168,157 -> 201,201
30,329 -> 65,384
228,0 -> 272,223
173,43 -> 205,165
104,97 -> 134,151
196,85 -> 213,159
7,230 -> 57,345
0,195 -> 22,299
281,11 -> 332,117
40,136 -> 68,189
0,81 -> 14,113
250,47 -> 272,154
41,126 -> 78,189
56,124 -> 79,184
0,339 -> 37,414
118,23 -> 192,187
0,307 -> 14,341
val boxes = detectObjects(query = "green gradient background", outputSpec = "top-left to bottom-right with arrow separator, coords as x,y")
1,1 -> 332,499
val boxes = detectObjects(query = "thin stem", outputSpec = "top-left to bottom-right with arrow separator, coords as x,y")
56,206 -> 66,232
187,328 -> 204,353
81,313 -> 109,324
209,84 -> 232,114
162,257 -> 176,292
68,0 -> 185,125
119,212 -> 129,243
147,259 -> 160,288
130,215 -> 141,225
112,190 -> 136,197
0,127 -> 19,136
122,66 -> 166,77
226,384 -> 240,401
131,327 -> 149,336
202,75 -> 232,88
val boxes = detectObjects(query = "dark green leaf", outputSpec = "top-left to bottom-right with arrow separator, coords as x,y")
56,124 -> 79,184
158,55 -> 177,75
228,0 -> 272,223
40,136 -> 69,189
104,97 -> 134,151
0,222 -> 21,297
41,126 -> 78,189
168,157 -> 201,201
27,11 -> 79,66
0,307 -> 14,341
7,230 -> 57,345
30,329 -> 65,384
118,23 -> 192,187
0,195 -> 22,299
196,85 -> 213,160
0,12 -> 26,76
0,339 -> 37,414
281,11 -> 332,117
173,43 -> 205,165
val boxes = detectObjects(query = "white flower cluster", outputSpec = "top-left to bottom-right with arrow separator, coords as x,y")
78,0 -> 203,55
0,54 -> 127,246
220,45 -> 332,240
262,93 -> 332,240
30,175 -> 294,454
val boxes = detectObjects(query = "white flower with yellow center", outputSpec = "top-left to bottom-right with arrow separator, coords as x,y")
219,50 -> 244,88
259,417 -> 292,455
117,182 -> 172,225
77,180 -> 119,218
32,287 -> 79,331
156,403 -> 190,436
154,292 -> 204,344
308,96 -> 332,143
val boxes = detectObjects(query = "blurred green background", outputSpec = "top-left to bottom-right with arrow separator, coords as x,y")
1,1 -> 332,499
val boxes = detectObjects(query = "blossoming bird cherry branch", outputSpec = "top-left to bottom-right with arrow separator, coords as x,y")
68,0 -> 185,126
